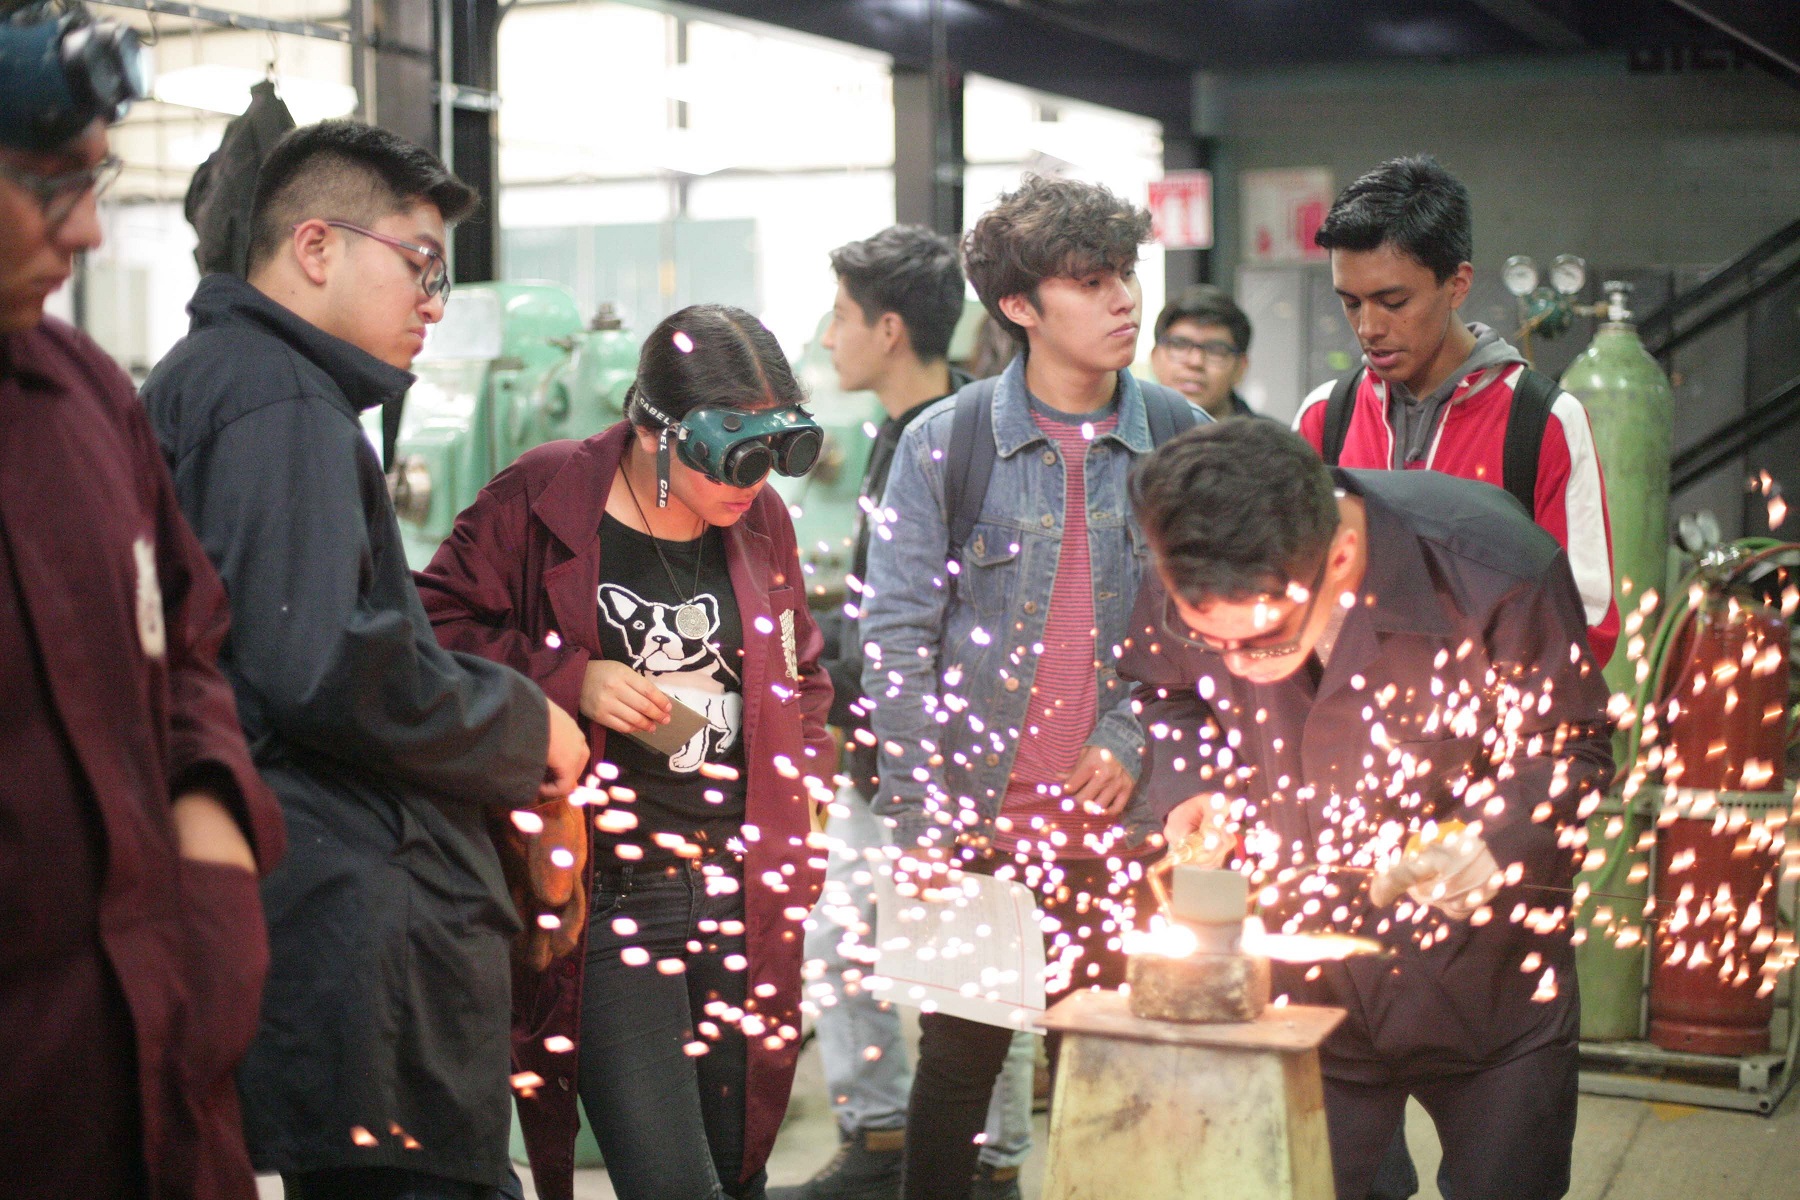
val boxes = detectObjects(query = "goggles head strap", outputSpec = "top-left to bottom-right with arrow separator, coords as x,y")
635,388 -> 682,508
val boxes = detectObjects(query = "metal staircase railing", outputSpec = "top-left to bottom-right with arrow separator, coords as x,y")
1637,215 -> 1800,360
1671,371 -> 1800,494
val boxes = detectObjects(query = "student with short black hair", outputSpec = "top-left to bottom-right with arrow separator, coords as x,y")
1294,153 -> 1618,666
143,119 -> 591,1200
861,176 -> 1201,1200
1148,284 -> 1256,420
773,225 -> 1035,1200
1122,419 -> 1613,1200
418,304 -> 835,1200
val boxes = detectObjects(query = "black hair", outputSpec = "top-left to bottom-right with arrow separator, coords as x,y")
829,224 -> 964,364
1313,154 -> 1471,283
626,304 -> 804,428
1153,284 -> 1252,353
246,120 -> 479,274
962,174 -> 1151,344
1131,420 -> 1339,604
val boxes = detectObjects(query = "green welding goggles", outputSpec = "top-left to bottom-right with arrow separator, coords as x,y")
635,391 -> 824,505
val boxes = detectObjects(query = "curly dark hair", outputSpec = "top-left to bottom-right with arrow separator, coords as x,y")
829,224 -> 965,364
626,304 -> 804,428
962,174 -> 1152,344
1131,420 -> 1339,604
1313,154 -> 1471,283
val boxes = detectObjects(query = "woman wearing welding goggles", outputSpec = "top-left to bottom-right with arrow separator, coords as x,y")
418,303 -> 834,1200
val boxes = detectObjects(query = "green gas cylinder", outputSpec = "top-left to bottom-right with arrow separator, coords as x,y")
1558,281 -> 1673,1041
1562,283 -> 1674,680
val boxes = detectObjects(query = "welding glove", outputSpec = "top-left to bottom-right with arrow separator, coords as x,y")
1162,794 -> 1235,869
1369,824 -> 1500,921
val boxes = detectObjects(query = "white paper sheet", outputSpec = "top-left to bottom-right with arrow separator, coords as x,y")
868,870 -> 1048,1032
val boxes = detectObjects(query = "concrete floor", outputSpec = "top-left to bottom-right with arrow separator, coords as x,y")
258,1028 -> 1800,1200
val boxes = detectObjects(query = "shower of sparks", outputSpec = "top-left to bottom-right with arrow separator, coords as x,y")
485,476 -> 1798,1097
834,493 -> 1795,1017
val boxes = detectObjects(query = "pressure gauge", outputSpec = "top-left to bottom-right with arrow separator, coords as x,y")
1502,255 -> 1539,298
1549,254 -> 1587,296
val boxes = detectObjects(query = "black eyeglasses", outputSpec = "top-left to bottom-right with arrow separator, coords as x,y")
0,154 -> 123,230
321,219 -> 451,301
1156,335 -> 1240,365
1162,552 -> 1331,662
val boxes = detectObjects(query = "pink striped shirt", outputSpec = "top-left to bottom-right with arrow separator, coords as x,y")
994,405 -> 1120,860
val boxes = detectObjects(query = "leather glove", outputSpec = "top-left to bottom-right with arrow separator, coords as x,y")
1369,821 -> 1500,921
498,796 -> 589,972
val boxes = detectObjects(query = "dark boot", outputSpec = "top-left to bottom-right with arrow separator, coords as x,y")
967,1162 -> 1022,1200
768,1127 -> 905,1200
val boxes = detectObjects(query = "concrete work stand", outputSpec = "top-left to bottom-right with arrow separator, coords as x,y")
1037,990 -> 1345,1200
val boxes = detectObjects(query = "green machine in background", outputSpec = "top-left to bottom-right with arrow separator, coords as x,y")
374,283 -> 989,604
373,282 -> 639,569
1505,260 -> 1677,1042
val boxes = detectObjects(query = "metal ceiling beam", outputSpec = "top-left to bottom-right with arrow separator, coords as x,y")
1663,0 -> 1800,83
645,0 -> 1192,125
981,0 -> 1196,67
1461,0 -> 1586,50
89,0 -> 381,49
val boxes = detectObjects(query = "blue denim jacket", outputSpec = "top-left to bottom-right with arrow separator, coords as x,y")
859,356 -> 1210,852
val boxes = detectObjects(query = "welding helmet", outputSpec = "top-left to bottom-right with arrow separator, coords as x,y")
633,389 -> 823,506
1,3 -> 150,153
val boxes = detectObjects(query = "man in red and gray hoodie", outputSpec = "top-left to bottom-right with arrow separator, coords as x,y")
1295,155 -> 1618,666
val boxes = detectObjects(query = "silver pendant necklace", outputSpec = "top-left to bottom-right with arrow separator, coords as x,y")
622,455 -> 710,640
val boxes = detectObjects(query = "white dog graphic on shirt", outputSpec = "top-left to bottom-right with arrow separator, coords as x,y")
598,583 -> 742,774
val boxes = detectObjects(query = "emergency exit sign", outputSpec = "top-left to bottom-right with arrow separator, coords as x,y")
1242,167 -> 1334,263
1149,170 -> 1214,250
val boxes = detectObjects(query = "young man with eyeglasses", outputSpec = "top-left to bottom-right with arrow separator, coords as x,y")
2,82 -> 286,1200
142,120 -> 590,1200
1121,419 -> 1613,1200
1148,284 -> 1258,421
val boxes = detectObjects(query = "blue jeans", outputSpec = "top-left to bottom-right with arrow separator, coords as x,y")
578,856 -> 764,1200
806,787 -> 1034,1168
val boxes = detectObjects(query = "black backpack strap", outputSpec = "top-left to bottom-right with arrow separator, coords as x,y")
1137,378 -> 1202,444
943,376 -> 1000,569
1320,367 -> 1364,466
1502,367 -> 1558,518
944,375 -> 1189,574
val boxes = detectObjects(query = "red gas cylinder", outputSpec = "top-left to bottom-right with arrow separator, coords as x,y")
1648,599 -> 1790,1055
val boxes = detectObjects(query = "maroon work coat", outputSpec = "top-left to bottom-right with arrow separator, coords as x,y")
0,318 -> 285,1199
415,421 -> 831,1199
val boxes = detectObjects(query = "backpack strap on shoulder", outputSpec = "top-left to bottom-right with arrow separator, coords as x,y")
1320,367 -> 1364,466
1137,378 -> 1202,444
943,375 -> 1000,570
1502,367 -> 1558,518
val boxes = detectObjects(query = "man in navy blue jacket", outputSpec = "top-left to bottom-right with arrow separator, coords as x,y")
143,120 -> 588,1200
1122,420 -> 1613,1200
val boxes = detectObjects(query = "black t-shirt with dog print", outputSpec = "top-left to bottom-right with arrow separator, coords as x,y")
595,513 -> 748,854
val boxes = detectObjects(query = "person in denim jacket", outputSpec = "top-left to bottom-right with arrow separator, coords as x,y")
859,175 -> 1206,1200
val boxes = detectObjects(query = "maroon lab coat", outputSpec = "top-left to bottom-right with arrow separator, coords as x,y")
416,422 -> 832,1200
0,317 -> 284,1199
